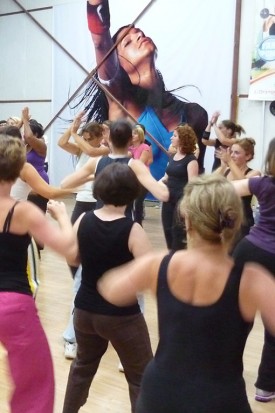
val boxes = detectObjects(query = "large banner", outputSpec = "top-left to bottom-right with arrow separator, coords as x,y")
50,0 -> 237,185
249,0 -> 275,100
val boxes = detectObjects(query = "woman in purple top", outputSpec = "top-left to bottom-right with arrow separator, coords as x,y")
22,107 -> 49,253
22,107 -> 48,182
232,137 -> 275,403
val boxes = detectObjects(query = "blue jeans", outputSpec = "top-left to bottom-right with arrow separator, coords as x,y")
62,266 -> 82,343
62,309 -> 153,413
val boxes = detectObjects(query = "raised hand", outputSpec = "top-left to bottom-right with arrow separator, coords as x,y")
71,111 -> 86,133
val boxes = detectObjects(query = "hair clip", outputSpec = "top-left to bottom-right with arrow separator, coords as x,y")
218,210 -> 235,230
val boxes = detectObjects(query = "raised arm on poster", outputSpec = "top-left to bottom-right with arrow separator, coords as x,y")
77,0 -> 208,179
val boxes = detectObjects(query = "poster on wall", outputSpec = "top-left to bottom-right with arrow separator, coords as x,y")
51,0 -> 237,185
249,0 -> 275,100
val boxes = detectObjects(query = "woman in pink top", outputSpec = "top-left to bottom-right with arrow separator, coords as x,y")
129,125 -> 153,224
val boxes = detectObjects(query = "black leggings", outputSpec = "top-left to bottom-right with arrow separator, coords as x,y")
161,200 -> 187,251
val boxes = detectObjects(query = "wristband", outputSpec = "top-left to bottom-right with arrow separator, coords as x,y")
87,1 -> 110,34
202,131 -> 211,140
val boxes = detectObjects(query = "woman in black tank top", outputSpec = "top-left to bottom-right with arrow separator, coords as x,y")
214,137 -> 261,248
98,174 -> 275,413
160,124 -> 198,251
62,163 -> 153,413
0,135 -> 76,413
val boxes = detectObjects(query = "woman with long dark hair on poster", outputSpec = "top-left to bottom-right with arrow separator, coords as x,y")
77,0 -> 208,180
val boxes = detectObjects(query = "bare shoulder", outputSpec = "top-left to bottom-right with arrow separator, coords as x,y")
129,158 -> 146,171
7,200 -> 45,233
247,169 -> 261,178
136,249 -> 168,268
19,162 -> 31,177
131,250 -> 169,282
16,200 -> 43,218
169,249 -> 200,271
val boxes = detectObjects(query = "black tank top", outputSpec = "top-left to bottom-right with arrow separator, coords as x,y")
165,153 -> 196,203
75,211 -> 140,315
224,167 -> 254,226
0,202 -> 32,294
136,253 -> 253,413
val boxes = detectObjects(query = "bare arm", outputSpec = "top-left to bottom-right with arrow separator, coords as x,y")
231,178 -> 251,197
17,201 -> 77,258
128,222 -> 153,258
87,0 -> 120,87
212,163 -> 228,176
20,163 -> 72,199
187,159 -> 199,180
129,159 -> 169,202
139,148 -> 151,166
212,124 -> 237,147
201,111 -> 220,147
98,251 -> 166,306
61,156 -> 99,189
216,147 -> 261,180
64,214 -> 83,267
58,127 -> 81,156
71,132 -> 110,157
240,263 -> 275,335
58,111 -> 87,156
202,138 -> 216,147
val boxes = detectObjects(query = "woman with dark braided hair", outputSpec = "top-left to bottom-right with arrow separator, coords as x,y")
77,0 -> 208,180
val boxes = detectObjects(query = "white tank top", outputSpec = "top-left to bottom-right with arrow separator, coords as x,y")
75,152 -> 96,203
11,177 -> 32,201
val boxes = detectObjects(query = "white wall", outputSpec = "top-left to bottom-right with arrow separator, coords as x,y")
0,0 -> 274,184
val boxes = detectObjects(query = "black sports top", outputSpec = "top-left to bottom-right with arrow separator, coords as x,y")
0,202 -> 32,294
136,253 -> 253,413
75,211 -> 140,316
165,154 -> 196,203
224,167 -> 254,228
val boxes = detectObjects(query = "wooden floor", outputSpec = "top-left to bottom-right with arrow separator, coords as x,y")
0,196 -> 274,412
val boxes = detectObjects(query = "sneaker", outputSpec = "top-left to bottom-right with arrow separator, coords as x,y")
118,361 -> 124,373
64,342 -> 77,360
255,388 -> 275,402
